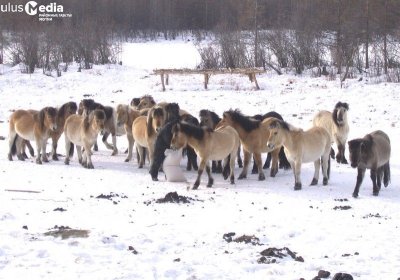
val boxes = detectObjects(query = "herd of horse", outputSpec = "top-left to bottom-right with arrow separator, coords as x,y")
7,95 -> 391,198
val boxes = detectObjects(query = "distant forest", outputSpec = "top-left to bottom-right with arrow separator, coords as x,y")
1,0 -> 400,82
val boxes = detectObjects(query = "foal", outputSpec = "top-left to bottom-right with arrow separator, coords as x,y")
8,107 -> 58,164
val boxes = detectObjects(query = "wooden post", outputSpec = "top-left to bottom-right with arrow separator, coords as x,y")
252,73 -> 260,90
160,73 -> 165,91
165,74 -> 169,85
248,73 -> 253,82
204,73 -> 209,89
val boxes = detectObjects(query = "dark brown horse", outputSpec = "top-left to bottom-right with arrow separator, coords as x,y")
348,130 -> 391,198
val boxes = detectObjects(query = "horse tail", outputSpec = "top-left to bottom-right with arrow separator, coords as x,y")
383,162 -> 391,187
10,134 -> 18,156
278,147 -> 291,170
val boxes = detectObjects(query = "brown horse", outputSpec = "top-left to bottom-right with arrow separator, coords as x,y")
64,109 -> 106,169
171,122 -> 240,189
78,99 -> 118,155
313,102 -> 350,164
116,104 -> 141,162
266,118 -> 331,190
348,130 -> 391,198
132,106 -> 166,167
8,107 -> 58,164
215,109 -> 281,181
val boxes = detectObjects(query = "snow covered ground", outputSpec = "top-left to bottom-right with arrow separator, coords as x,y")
0,39 -> 399,280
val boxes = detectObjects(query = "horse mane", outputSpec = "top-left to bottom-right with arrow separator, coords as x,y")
199,109 -> 221,126
269,118 -> 291,131
332,102 -> 349,126
165,103 -> 180,121
226,109 -> 260,132
178,122 -> 210,140
58,102 -> 77,118
262,111 -> 284,121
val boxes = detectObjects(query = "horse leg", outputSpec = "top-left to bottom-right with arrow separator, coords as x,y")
353,168 -> 366,198
206,163 -> 214,188
263,152 -> 271,169
254,153 -> 265,181
278,147 -> 291,170
293,160 -> 302,190
229,151 -> 236,184
110,133 -> 118,156
64,138 -> 71,165
211,160 -> 217,173
77,146 -> 83,165
16,137 -> 26,161
51,135 -> 59,161
270,148 -> 280,177
193,158 -> 207,190
238,150 -> 251,179
251,155 -> 258,174
237,146 -> 243,168
41,140 -> 49,163
371,168 -> 379,196
339,143 -> 348,164
93,141 -> 98,152
216,160 -> 223,173
125,134 -> 134,162
35,137 -> 42,164
137,145 -> 145,168
376,166 -> 383,191
83,143 -> 94,169
311,159 -> 320,185
322,153 -> 330,185
187,147 -> 198,171
330,147 -> 335,159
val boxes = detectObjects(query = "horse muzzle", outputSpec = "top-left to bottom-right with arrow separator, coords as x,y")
52,124 -> 58,131
267,143 -> 275,150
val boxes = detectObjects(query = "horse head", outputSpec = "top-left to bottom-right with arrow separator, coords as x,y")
165,103 -> 180,121
266,118 -> 288,151
170,123 -> 187,151
91,109 -> 106,133
116,104 -> 128,127
348,136 -> 372,168
333,102 -> 349,126
147,106 -> 165,135
40,107 -> 58,132
138,95 -> 156,110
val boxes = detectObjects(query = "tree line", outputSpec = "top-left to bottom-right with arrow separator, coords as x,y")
0,0 -> 399,82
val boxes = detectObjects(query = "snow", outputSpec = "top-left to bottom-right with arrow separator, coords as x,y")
0,39 -> 400,280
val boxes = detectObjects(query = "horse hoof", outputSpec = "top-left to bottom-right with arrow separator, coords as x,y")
36,159 -> 42,165
251,169 -> 258,174
238,174 -> 247,180
151,177 -> 158,181
310,178 -> 318,186
124,158 -> 130,162
342,159 -> 348,164
192,184 -> 199,190
207,184 -> 213,188
294,183 -> 302,190
111,150 -> 118,156
258,174 -> 265,181
352,192 -> 359,198
8,154 -> 13,161
323,178 -> 328,186
43,158 -> 49,163
64,160 -> 69,165
373,191 -> 379,196
88,165 -> 94,169
52,155 -> 59,161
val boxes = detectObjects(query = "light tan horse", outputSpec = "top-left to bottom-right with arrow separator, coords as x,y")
215,109 -> 281,181
17,102 -> 77,160
116,104 -> 141,162
64,109 -> 106,169
171,122 -> 240,189
313,102 -> 350,164
265,118 -> 331,190
137,95 -> 156,110
132,106 -> 166,167
8,107 -> 58,164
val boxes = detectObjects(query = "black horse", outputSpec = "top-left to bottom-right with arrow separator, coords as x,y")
149,103 -> 199,181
